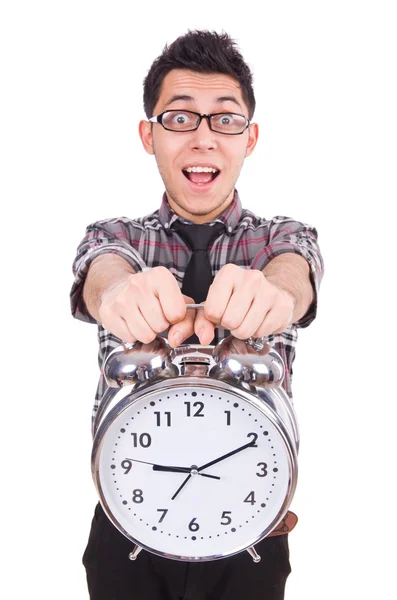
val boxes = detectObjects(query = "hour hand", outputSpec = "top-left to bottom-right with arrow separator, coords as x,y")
127,458 -> 220,480
153,464 -> 220,480
127,458 -> 190,473
152,464 -> 191,473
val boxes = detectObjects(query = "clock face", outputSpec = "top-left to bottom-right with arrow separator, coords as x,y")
94,380 -> 295,561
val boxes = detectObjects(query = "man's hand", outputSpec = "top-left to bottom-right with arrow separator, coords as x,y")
193,264 -> 296,345
99,266 -> 197,348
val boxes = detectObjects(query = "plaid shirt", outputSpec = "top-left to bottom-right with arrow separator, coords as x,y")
71,190 -> 324,432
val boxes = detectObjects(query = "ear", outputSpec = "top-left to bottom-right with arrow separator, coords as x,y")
245,122 -> 259,157
139,120 -> 155,155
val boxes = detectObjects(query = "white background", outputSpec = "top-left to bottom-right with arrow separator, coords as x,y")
1,1 -> 396,598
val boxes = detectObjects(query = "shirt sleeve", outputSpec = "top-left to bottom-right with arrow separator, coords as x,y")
251,216 -> 324,328
70,219 -> 147,324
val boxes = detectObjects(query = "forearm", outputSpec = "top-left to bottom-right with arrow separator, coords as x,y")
83,254 -> 136,322
262,254 -> 314,324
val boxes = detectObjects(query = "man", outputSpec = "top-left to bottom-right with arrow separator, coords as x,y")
71,29 -> 324,600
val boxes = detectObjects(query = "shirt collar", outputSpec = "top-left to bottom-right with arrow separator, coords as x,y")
158,189 -> 242,236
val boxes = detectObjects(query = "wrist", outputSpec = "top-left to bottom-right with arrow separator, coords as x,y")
100,277 -> 129,304
84,254 -> 136,321
265,275 -> 298,304
264,276 -> 298,323
261,253 -> 314,324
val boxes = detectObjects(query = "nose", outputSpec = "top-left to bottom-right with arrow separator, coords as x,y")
188,116 -> 218,151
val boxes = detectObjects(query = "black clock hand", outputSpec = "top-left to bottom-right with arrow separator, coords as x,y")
171,474 -> 191,501
161,440 -> 256,501
127,458 -> 190,473
153,464 -> 220,480
126,458 -> 220,480
171,459 -> 226,500
197,439 -> 256,472
169,440 -> 256,501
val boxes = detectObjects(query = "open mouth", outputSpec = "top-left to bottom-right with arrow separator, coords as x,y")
182,168 -> 220,185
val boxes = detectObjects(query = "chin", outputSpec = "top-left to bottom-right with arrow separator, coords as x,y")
183,196 -> 224,215
166,181 -> 233,219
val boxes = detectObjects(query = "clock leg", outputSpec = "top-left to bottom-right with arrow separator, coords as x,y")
246,546 -> 261,563
128,545 -> 143,561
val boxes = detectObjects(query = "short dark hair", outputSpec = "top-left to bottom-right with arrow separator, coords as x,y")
143,30 -> 256,120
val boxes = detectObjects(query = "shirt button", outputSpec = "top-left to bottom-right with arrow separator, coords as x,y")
228,226 -> 232,233
165,222 -> 169,229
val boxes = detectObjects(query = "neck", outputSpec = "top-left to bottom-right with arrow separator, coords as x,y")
166,190 -> 234,224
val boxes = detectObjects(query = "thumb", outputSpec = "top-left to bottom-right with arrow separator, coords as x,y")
194,303 -> 217,345
168,296 -> 196,348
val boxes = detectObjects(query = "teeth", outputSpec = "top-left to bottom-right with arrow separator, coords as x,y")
184,166 -> 218,173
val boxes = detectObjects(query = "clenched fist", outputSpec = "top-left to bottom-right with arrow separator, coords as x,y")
193,264 -> 296,344
98,266 -> 197,348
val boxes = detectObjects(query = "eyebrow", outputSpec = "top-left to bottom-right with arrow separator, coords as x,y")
164,94 -> 243,111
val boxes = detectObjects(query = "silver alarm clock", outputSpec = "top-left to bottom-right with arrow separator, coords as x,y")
91,310 -> 299,564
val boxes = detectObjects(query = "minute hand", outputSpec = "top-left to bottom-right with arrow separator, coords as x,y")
197,440 -> 256,472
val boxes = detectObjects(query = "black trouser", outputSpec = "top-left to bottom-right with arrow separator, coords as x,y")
83,504 -> 291,600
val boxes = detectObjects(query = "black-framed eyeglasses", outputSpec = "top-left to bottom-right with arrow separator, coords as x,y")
148,110 -> 250,135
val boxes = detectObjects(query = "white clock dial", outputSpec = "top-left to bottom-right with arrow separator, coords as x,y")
94,380 -> 295,561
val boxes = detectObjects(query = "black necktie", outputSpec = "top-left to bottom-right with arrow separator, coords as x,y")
172,221 -> 225,344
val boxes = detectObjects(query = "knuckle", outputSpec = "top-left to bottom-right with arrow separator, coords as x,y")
230,328 -> 248,340
254,327 -> 268,338
255,319 -> 270,335
251,272 -> 265,288
152,266 -> 171,279
118,279 -> 140,300
125,273 -> 140,289
218,263 -> 238,278
252,269 -> 264,281
224,263 -> 238,273
140,331 -> 157,344
205,307 -> 221,322
153,317 -> 171,333
109,293 -> 125,309
142,303 -> 172,332
127,272 -> 150,294
169,305 -> 187,324
221,316 -> 240,330
257,318 -> 277,337
231,326 -> 253,339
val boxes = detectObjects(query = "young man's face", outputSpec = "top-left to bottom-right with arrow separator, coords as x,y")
139,69 -> 258,223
